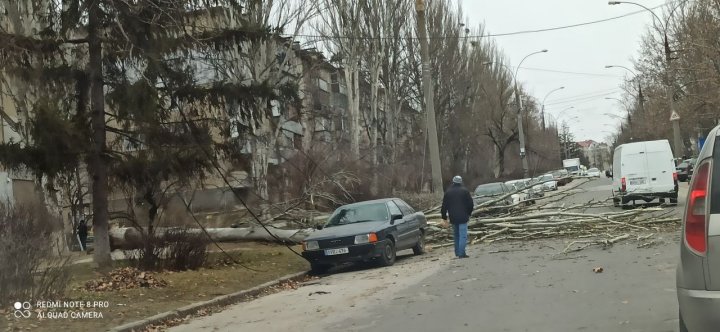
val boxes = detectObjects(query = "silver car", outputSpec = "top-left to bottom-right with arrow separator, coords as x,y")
677,124 -> 720,331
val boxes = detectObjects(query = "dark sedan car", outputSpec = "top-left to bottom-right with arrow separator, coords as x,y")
301,198 -> 427,274
676,159 -> 695,182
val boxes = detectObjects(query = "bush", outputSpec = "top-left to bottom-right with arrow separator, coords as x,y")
0,204 -> 70,304
125,228 -> 208,271
163,229 -> 208,271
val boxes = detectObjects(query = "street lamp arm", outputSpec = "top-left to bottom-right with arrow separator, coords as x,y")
542,86 -> 565,106
605,65 -> 636,77
514,50 -> 548,81
609,1 -> 664,29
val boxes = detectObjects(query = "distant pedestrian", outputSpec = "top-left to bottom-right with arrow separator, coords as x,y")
440,175 -> 474,258
77,219 -> 88,251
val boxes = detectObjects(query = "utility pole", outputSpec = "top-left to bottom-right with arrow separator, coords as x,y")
415,0 -> 443,192
666,40 -> 684,157
513,49 -> 547,178
514,82 -> 530,178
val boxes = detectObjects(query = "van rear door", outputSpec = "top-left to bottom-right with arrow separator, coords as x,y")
644,141 -> 675,193
622,143 -> 651,193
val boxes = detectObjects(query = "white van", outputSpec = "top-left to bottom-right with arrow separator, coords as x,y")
611,139 -> 678,206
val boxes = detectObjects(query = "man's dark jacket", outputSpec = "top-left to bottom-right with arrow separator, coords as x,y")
441,183 -> 474,224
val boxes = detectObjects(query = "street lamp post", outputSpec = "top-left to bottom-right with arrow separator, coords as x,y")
609,0 -> 686,157
605,65 -> 645,113
605,97 -> 632,129
485,50 -> 548,178
514,49 -> 548,178
541,86 -> 565,130
550,106 -> 576,127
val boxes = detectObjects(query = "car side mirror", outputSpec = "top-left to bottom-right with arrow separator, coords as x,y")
391,214 -> 403,223
315,224 -> 324,230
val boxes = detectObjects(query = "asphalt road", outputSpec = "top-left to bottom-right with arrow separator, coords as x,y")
169,178 -> 688,332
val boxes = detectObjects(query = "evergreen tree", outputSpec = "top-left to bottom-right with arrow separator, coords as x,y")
0,1 -> 296,268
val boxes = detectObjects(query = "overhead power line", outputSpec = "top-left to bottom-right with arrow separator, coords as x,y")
292,4 -> 667,41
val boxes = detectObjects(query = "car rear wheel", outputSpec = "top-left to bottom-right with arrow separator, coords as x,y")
377,239 -> 396,267
679,311 -> 688,332
412,233 -> 426,255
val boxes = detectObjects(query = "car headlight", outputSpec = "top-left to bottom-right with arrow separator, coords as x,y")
354,233 -> 378,244
303,240 -> 319,251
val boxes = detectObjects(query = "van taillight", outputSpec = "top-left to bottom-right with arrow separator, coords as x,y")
673,172 -> 678,181
685,160 -> 711,255
621,177 -> 626,192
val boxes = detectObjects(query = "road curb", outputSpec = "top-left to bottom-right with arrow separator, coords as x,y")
107,270 -> 308,332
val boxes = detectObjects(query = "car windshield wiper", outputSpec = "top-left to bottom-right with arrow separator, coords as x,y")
351,219 -> 380,223
327,219 -> 378,227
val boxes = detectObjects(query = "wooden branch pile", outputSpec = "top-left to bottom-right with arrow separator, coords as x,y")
425,203 -> 680,253
422,178 -> 681,253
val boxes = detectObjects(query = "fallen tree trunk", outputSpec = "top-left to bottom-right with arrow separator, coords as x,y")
109,227 -> 315,250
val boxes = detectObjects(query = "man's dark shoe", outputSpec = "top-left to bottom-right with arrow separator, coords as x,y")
459,254 -> 469,258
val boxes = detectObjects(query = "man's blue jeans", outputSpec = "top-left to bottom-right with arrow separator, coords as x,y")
452,223 -> 468,257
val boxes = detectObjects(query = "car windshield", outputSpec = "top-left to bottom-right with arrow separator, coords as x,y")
475,183 -> 505,196
326,203 -> 389,227
589,168 -> 599,172
541,175 -> 554,181
678,162 -> 688,168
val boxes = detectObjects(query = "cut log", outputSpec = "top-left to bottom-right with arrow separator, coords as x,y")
108,227 -> 315,250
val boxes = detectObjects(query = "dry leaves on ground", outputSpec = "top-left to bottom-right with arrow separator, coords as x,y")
84,267 -> 168,292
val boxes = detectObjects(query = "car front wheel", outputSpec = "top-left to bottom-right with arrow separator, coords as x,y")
377,239 -> 397,267
412,233 -> 426,255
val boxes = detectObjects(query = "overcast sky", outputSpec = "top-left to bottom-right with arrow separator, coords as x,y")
459,0 -> 667,144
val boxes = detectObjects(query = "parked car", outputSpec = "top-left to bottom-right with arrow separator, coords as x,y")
677,124 -> 720,332
523,178 -> 544,199
551,170 -> 572,186
611,139 -> 678,207
676,160 -> 694,182
301,198 -> 427,274
537,174 -> 558,191
473,182 -> 516,209
587,167 -> 601,177
505,180 -> 535,205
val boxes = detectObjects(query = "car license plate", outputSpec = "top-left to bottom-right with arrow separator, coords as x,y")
324,248 -> 349,256
629,178 -> 646,185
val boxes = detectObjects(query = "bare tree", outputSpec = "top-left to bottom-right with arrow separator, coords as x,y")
315,0 -> 364,160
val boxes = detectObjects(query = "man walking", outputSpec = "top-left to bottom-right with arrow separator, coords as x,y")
441,175 -> 474,258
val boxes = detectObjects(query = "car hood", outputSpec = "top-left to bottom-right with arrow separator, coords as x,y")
306,220 -> 387,240
474,195 -> 504,203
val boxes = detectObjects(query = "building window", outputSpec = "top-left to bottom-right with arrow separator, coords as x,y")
318,78 -> 329,92
339,84 -> 347,95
